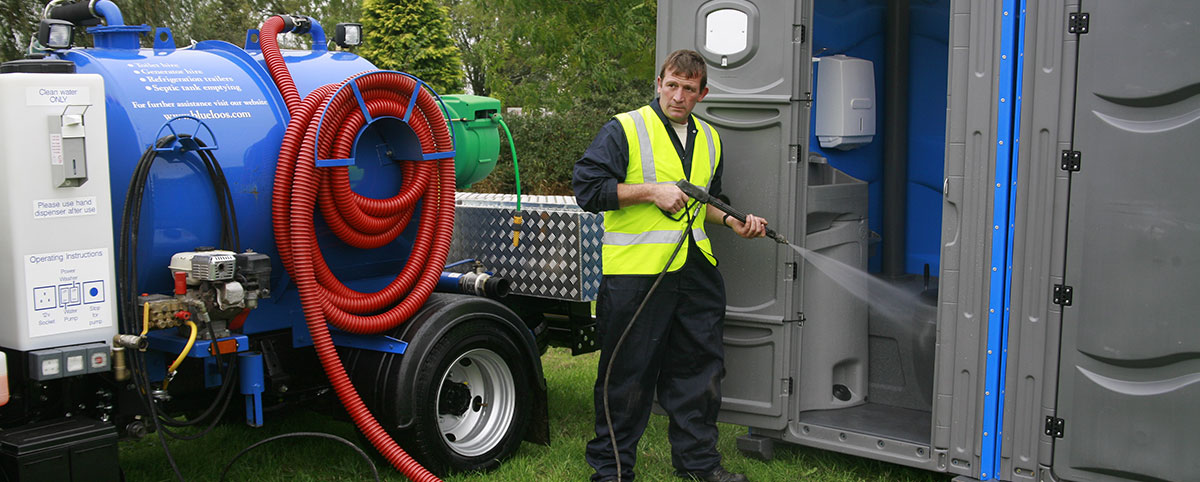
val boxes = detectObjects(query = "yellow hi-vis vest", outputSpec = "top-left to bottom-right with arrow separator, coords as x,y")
602,105 -> 722,275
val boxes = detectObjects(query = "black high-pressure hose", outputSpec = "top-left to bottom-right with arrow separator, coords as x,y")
602,201 -> 701,482
119,135 -> 241,481
119,136 -> 185,480
602,185 -> 784,481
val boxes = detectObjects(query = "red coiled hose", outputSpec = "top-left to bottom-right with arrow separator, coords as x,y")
262,16 -> 450,482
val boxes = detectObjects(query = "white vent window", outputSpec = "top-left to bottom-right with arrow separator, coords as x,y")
705,9 -> 748,56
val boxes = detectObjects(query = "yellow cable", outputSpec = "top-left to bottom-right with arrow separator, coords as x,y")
162,320 -> 197,389
140,300 -> 150,336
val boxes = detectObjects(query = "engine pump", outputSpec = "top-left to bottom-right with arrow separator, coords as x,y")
141,249 -> 271,340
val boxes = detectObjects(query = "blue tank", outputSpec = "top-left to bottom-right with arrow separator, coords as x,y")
58,18 -> 417,336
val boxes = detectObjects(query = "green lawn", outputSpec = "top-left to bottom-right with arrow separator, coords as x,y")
120,348 -> 948,481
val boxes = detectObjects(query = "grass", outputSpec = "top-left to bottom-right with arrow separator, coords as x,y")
120,348 -> 949,481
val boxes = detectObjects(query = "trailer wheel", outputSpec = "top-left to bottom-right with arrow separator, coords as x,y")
403,320 -> 532,473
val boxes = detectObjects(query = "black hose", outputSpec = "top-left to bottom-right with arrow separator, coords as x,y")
194,140 -> 240,252
602,200 -> 699,482
155,357 -> 236,429
117,135 -> 243,481
158,381 -> 237,441
47,2 -> 98,24
218,432 -> 381,482
155,314 -> 237,435
118,137 -> 185,480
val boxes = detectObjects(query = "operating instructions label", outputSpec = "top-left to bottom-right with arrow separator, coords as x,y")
25,248 -> 113,338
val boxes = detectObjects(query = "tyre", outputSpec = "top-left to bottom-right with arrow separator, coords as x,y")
401,320 -> 533,474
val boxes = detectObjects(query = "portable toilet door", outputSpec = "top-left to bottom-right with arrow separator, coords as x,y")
1000,1 -> 1200,482
656,0 -> 814,435
657,0 -> 1009,479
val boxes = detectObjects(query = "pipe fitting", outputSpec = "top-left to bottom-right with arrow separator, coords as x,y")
114,333 -> 148,351
111,346 -> 129,382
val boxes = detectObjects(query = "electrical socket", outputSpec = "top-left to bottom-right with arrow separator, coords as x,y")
34,286 -> 57,310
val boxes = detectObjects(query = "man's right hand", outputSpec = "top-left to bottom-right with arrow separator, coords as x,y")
617,183 -> 690,213
649,183 -> 689,214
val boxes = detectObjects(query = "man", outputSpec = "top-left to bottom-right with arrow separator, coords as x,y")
573,49 -> 767,482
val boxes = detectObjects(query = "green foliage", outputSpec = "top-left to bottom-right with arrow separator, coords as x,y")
443,0 -> 490,96
0,0 -> 363,62
446,0 -> 656,113
447,0 -> 658,195
359,0 -> 463,94
1,0 -> 45,61
155,0 -> 364,49
473,88 -> 650,196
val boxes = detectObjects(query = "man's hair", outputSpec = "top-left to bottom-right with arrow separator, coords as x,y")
658,49 -> 707,90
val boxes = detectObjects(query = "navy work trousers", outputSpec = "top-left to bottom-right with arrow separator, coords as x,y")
586,242 -> 727,481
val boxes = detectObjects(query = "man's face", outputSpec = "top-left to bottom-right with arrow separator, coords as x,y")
656,68 -> 708,124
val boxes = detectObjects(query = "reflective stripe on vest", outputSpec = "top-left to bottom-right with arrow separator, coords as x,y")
628,109 -> 657,183
698,120 -> 717,181
602,227 -> 710,246
603,105 -> 722,275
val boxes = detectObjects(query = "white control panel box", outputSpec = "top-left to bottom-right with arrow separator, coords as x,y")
0,72 -> 117,351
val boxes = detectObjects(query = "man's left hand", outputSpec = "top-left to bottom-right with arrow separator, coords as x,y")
730,214 -> 768,239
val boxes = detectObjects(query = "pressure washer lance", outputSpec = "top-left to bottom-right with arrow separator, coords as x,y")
674,179 -> 789,245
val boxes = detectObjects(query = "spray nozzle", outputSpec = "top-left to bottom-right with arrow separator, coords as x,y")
674,180 -> 789,245
511,215 -> 523,247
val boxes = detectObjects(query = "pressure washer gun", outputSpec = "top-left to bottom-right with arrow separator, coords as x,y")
675,180 -> 790,245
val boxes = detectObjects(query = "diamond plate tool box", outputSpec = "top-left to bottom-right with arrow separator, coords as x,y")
450,193 -> 602,302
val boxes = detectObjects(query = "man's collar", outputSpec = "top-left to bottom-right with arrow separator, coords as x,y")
650,97 -> 693,129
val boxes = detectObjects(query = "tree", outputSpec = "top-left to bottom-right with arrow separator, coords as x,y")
158,0 -> 363,50
0,0 -> 364,62
444,0 -> 489,95
445,0 -> 658,196
359,0 -> 463,94
1,0 -> 44,62
450,0 -> 656,113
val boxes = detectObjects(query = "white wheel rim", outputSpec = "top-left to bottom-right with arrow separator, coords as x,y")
434,347 -> 517,457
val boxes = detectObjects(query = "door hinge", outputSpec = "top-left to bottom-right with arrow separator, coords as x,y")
1045,416 -> 1065,438
783,377 -> 794,396
1053,284 -> 1074,306
1060,150 -> 1081,172
1068,12 -> 1090,34
784,261 -> 798,280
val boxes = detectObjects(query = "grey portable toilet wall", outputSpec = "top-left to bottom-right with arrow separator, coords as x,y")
1002,1 -> 1200,482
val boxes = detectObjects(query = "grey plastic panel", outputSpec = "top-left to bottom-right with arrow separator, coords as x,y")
1050,2 -> 1200,481
935,0 -> 1007,477
1000,1 -> 1077,480
658,0 -> 812,430
797,161 -> 869,412
720,322 -> 792,428
697,103 -> 801,320
659,0 -> 800,100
